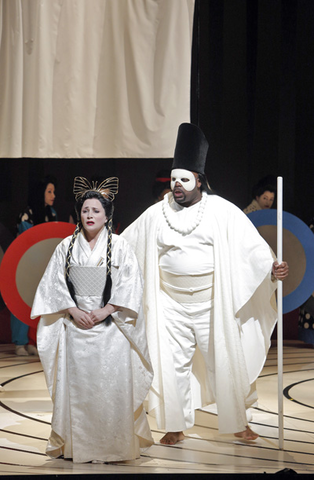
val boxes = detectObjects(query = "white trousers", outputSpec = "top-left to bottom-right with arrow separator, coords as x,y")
160,288 -> 258,433
160,289 -> 214,432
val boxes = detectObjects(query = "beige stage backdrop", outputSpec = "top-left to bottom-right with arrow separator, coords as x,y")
0,0 -> 194,158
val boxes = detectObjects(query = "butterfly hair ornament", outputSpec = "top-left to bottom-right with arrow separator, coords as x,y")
73,176 -> 119,202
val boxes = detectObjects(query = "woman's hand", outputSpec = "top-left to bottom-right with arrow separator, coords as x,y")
67,306 -> 94,329
89,304 -> 120,325
272,261 -> 289,280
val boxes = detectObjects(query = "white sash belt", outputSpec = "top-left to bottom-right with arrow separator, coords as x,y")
160,269 -> 214,303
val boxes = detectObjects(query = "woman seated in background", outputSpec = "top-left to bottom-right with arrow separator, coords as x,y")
243,176 -> 276,214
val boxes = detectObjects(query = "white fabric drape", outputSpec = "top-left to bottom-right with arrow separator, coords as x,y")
122,193 -> 278,434
0,0 -> 194,158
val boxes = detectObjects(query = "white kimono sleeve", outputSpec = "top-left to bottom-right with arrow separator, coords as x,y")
109,235 -> 144,317
31,237 -> 76,319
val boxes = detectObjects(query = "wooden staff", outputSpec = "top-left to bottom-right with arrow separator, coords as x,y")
277,176 -> 284,449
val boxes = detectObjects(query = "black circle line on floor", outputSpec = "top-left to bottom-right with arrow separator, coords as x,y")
0,444 -> 47,457
259,368 -> 314,378
283,378 -> 314,410
0,359 -> 40,369
0,427 -> 48,441
0,369 -> 43,387
0,401 -> 51,425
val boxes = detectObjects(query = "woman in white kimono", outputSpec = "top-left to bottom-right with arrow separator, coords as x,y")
31,177 -> 154,464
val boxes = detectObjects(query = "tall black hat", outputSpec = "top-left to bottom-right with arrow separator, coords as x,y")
172,123 -> 209,174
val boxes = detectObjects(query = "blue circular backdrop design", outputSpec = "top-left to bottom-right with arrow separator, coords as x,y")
247,210 -> 314,314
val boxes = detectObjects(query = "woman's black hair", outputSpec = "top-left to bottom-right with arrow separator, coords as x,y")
198,173 -> 214,195
253,183 -> 276,199
28,174 -> 57,225
251,175 -> 277,200
65,190 -> 114,325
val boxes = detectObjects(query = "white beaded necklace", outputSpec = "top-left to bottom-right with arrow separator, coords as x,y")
162,192 -> 207,235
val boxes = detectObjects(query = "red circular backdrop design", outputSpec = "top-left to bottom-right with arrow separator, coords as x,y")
0,222 -> 75,326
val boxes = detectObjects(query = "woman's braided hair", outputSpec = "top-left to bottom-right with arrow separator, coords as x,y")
65,178 -> 118,323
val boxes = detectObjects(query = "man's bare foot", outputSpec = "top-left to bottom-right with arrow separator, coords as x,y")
160,431 -> 185,445
234,426 -> 259,441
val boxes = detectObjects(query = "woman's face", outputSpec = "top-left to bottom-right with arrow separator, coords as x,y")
256,190 -> 275,209
81,198 -> 108,238
44,183 -> 56,206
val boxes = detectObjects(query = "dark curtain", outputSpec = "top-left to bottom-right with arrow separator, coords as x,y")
192,0 -> 314,223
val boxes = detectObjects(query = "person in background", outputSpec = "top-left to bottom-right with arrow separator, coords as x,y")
243,176 -> 276,214
11,175 -> 57,356
31,176 -> 153,463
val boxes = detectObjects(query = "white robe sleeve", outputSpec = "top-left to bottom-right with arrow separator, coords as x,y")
109,235 -> 144,316
31,237 -> 76,319
209,196 -> 277,433
110,235 -> 154,408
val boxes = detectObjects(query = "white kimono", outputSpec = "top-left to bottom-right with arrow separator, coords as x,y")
122,192 -> 277,434
31,227 -> 153,463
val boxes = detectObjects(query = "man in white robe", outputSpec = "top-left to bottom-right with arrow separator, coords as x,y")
122,123 -> 289,444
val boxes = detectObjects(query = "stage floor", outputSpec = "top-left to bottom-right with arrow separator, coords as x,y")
0,342 -> 313,476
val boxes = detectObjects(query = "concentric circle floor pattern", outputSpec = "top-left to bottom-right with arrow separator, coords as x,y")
0,342 -> 313,476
